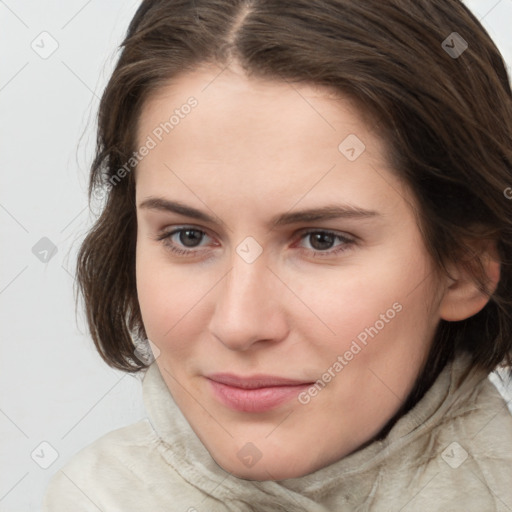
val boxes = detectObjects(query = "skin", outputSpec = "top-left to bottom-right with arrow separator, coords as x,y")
134,63 -> 498,480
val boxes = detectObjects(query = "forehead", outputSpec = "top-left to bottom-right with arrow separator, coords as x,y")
136,63 -> 382,158
134,64 -> 406,216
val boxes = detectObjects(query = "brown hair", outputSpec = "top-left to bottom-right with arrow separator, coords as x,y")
77,0 -> 512,432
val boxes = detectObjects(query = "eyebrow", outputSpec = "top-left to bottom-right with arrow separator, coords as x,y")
138,197 -> 379,228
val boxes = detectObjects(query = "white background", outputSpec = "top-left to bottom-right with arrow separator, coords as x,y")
1,1 -> 511,511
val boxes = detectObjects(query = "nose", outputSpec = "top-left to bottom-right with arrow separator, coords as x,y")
207,251 -> 289,351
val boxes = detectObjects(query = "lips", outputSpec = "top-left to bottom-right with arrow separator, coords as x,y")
206,373 -> 314,412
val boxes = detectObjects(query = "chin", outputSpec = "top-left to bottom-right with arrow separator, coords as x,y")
215,452 -> 317,482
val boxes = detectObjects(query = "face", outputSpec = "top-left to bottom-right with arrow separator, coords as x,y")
134,63 -> 448,480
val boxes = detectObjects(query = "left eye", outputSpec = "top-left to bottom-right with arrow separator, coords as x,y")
299,230 -> 348,252
156,227 -> 355,258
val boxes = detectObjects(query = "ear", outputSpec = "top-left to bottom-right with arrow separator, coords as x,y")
439,238 -> 501,322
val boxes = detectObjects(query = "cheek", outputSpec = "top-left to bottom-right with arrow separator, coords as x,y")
294,264 -> 410,344
301,266 -> 437,430
136,244 -> 175,341
296,248 -> 437,367
135,245 -> 213,354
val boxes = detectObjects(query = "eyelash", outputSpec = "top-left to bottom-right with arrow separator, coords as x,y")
155,226 -> 356,259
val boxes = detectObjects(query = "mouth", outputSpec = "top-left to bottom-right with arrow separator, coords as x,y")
206,373 -> 314,413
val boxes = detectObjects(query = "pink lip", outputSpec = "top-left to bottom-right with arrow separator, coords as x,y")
206,373 -> 313,413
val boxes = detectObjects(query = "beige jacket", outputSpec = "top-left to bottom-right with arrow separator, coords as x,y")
43,351 -> 512,511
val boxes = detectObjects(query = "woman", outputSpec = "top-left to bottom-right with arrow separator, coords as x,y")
43,0 -> 512,510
